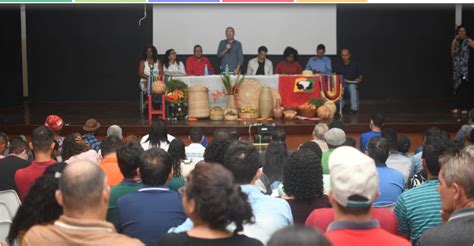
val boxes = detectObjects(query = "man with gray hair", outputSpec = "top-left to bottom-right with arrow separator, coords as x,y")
107,125 -> 123,139
419,145 -> 474,246
312,123 -> 329,152
22,160 -> 143,245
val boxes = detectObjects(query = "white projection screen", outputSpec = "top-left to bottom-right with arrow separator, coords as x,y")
153,5 -> 337,55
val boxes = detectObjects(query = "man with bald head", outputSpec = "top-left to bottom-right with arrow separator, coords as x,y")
334,48 -> 364,114
22,160 -> 143,245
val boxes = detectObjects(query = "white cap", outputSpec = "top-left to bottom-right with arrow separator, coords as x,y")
329,146 -> 378,207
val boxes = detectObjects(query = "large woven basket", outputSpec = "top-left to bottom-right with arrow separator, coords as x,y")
188,86 -> 210,118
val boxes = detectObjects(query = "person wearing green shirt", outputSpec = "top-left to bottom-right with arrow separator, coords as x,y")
321,128 -> 346,174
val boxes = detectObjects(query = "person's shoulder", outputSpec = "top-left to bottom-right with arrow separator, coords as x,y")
159,232 -> 188,245
109,232 -> 145,245
307,208 -> 333,220
324,56 -> 331,61
117,190 -> 141,206
419,225 -> 445,245
23,224 -> 54,243
232,234 -> 264,246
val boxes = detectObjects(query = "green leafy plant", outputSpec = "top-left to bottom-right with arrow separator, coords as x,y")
221,73 -> 245,95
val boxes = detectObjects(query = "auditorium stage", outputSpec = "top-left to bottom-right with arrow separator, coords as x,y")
0,99 -> 467,151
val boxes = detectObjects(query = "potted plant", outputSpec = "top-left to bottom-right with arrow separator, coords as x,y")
165,79 -> 188,121
220,73 -> 244,108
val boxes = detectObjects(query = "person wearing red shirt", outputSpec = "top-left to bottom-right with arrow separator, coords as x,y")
185,45 -> 214,76
322,146 -> 410,246
274,46 -> 303,75
15,126 -> 56,200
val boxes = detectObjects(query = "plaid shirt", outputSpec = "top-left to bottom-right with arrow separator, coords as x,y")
83,134 -> 101,152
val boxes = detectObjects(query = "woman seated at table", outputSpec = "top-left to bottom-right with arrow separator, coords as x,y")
163,49 -> 186,76
138,45 -> 162,92
274,46 -> 303,75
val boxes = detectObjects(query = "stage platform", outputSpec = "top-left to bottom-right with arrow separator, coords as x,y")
0,100 -> 467,151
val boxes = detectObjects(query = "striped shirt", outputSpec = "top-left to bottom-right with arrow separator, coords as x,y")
394,179 -> 442,246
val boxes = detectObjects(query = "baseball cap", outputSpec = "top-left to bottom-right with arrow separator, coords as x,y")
324,128 -> 346,146
329,146 -> 378,208
44,115 -> 64,131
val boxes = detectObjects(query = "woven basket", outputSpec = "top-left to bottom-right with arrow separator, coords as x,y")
239,112 -> 258,119
188,86 -> 210,118
238,79 -> 262,111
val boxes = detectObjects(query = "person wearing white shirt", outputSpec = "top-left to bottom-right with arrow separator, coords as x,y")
184,128 -> 205,167
162,49 -> 186,76
140,119 -> 175,152
246,46 -> 273,75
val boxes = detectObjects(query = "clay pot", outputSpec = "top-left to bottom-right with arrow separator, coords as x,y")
273,99 -> 283,119
317,105 -> 331,120
283,110 -> 297,120
324,101 -> 337,119
259,87 -> 273,118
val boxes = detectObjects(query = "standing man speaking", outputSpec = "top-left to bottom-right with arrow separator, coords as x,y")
217,27 -> 244,74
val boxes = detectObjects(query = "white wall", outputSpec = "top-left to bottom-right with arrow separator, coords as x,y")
153,5 -> 337,55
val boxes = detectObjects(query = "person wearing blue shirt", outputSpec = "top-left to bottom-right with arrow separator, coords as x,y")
367,136 -> 405,207
360,113 -> 384,153
333,48 -> 364,113
305,44 -> 332,74
217,27 -> 244,74
117,148 -> 186,246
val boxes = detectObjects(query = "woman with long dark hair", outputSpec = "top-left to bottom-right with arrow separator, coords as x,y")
159,163 -> 262,246
451,25 -> 474,114
162,49 -> 186,76
140,119 -> 175,151
255,141 -> 288,195
138,45 -> 163,92
167,138 -> 193,191
62,133 -> 100,164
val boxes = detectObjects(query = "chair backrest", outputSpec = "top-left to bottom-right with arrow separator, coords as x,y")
0,220 -> 12,244
0,190 -> 21,218
0,202 -> 11,221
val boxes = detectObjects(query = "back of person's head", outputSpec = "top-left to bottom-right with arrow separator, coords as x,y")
371,113 -> 384,128
367,136 -> 390,163
106,125 -> 123,139
343,137 -> 357,148
223,141 -> 260,184
168,138 -> 186,178
7,163 -> 66,245
397,134 -> 411,153
468,128 -> 474,143
283,149 -> 323,200
139,148 -> 172,186
228,127 -> 240,142
329,146 -> 378,216
422,144 -> 443,177
213,128 -> 230,142
61,133 -> 88,160
267,225 -> 332,246
183,163 -> 254,233
117,141 -> 144,179
58,160 -> 106,213
468,109 -> 474,124
263,141 -> 288,182
272,128 -> 286,142
324,128 -> 346,149
299,141 -> 322,158
147,119 -> 169,147
203,139 -> 231,164
439,145 -> 474,202
189,127 -> 204,143
31,126 -> 54,153
424,127 -> 441,143
329,120 -> 346,131
381,128 -> 398,150
425,129 -> 451,148
101,135 -> 123,157
8,137 -> 29,155
0,132 -> 8,147
313,123 -> 329,141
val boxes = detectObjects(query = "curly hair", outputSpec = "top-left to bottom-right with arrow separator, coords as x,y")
7,163 -> 65,245
298,141 -> 322,158
283,149 -> 323,200
61,133 -> 89,161
203,139 -> 231,165
185,163 -> 254,233
263,141 -> 288,183
168,139 -> 186,178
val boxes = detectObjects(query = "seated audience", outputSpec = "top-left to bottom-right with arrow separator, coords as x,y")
185,127 -> 206,165
107,141 -> 144,225
282,149 -> 330,224
0,137 -> 31,192
0,132 -> 8,158
15,126 -> 56,200
107,125 -> 123,139
343,137 -> 357,147
247,46 -> 273,75
394,144 -> 444,245
256,141 -> 288,195
186,44 -> 215,76
272,127 -> 287,142
117,148 -> 186,245
305,44 -> 332,74
267,225 -> 331,246
412,127 -> 442,174
62,133 -> 100,164
367,137 -> 404,206
228,127 -> 240,142
466,128 -> 474,145
323,146 -> 410,246
7,163 -> 65,245
99,136 -> 124,186
203,139 -> 231,164
140,119 -> 175,151
360,113 -> 383,152
321,128 -> 346,174
329,120 -> 346,131
159,164 -> 262,246
383,128 -> 414,185
212,127 -> 230,142
22,160 -> 143,245
274,47 -> 303,75
420,146 -> 474,245
168,139 -> 192,191
82,118 -> 102,151
454,109 -> 474,143
298,141 -> 329,194
397,134 -> 411,155
312,123 -> 329,152
162,49 -> 186,76
44,114 -> 65,153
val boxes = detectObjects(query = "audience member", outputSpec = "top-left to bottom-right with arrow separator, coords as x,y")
159,164 -> 262,246
267,225 -> 331,246
367,137 -> 404,206
15,126 -> 56,200
203,139 -> 231,164
62,133 -> 100,164
419,146 -> 474,245
7,163 -> 65,245
343,137 -> 356,148
282,149 -> 330,224
0,137 -> 31,192
359,113 -> 383,152
140,119 -> 175,151
185,127 -> 205,165
305,44 -> 332,74
212,127 -> 230,142
274,46 -> 303,75
168,139 -> 192,191
162,49 -> 186,75
466,128 -> 474,145
44,114 -> 65,153
228,127 -> 240,142
397,134 -> 411,154
256,141 -> 288,195
383,128 -> 414,185
186,44 -> 215,76
272,127 -> 287,142
107,141 -> 144,225
312,123 -> 329,152
0,132 -> 8,158
107,125 -> 123,139
82,118 -> 102,151
328,120 -> 346,131
117,148 -> 186,245
321,128 -> 346,174
217,26 -> 244,74
412,127 -> 442,174
99,136 -> 124,186
394,144 -> 444,245
323,146 -> 410,246
298,141 -> 323,157
454,109 -> 474,143
22,160 -> 143,245
247,46 -> 273,75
